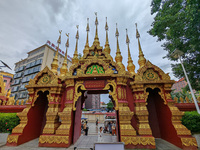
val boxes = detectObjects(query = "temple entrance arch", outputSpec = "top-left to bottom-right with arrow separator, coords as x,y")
72,79 -> 120,143
146,87 -> 182,148
7,89 -> 49,146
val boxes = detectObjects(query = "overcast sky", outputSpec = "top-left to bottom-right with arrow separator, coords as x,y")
0,0 -> 176,77
0,0 -> 178,103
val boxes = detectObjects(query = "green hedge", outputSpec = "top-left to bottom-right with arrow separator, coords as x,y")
0,113 -> 20,133
181,111 -> 200,133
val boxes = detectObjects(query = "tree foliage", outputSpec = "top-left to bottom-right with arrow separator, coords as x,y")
149,0 -> 200,90
106,100 -> 114,112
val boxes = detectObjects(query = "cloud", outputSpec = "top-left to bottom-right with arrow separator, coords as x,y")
0,0 -> 177,81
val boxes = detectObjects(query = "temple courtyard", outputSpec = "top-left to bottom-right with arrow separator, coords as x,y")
0,123 -> 187,150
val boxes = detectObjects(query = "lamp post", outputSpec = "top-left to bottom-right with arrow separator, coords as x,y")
171,49 -> 200,114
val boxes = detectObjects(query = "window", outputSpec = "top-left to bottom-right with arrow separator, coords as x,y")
22,92 -> 28,98
26,63 -> 31,69
30,61 -> 36,67
28,68 -> 33,74
11,86 -> 19,92
15,66 -> 24,73
36,59 -> 42,65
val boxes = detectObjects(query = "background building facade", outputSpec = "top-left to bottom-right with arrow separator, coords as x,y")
0,71 -> 13,92
11,41 -> 72,101
171,77 -> 187,93
85,94 -> 100,109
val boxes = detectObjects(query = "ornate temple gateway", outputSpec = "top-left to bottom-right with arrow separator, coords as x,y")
6,14 -> 197,149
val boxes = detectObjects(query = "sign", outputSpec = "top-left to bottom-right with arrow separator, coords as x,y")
84,80 -> 105,89
46,40 -> 72,61
94,143 -> 124,150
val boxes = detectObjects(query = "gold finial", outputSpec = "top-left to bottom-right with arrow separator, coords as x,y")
72,26 -> 79,64
92,12 -> 100,47
116,23 -> 119,37
115,23 -> 125,70
6,89 -> 11,99
60,33 -> 69,76
135,23 -> 146,68
105,17 -> 108,30
83,18 -> 90,55
126,29 -> 135,75
76,25 -> 79,39
51,30 -> 62,74
104,17 -> 111,54
126,29 -> 130,44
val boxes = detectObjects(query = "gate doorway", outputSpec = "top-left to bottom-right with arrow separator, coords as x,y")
72,90 -> 119,144
146,88 -> 182,148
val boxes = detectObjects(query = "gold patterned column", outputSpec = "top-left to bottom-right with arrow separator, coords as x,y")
42,102 -> 60,134
118,103 -> 136,138
55,103 -> 73,135
135,101 -> 152,135
167,101 -> 197,147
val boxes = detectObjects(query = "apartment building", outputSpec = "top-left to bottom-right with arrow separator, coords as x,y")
0,71 -> 13,92
11,41 -> 72,101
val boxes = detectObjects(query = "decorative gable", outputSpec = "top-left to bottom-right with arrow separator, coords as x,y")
27,66 -> 58,87
86,64 -> 104,74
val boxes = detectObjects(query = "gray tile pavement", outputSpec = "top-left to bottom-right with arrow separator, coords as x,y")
0,123 -> 199,149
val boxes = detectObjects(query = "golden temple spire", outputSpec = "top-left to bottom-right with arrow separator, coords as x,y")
104,17 -> 111,54
51,30 -> 62,74
60,33 -> 69,76
126,29 -> 135,75
72,25 -> 79,64
115,23 -> 125,70
136,23 -> 146,68
83,18 -> 90,55
92,12 -> 100,47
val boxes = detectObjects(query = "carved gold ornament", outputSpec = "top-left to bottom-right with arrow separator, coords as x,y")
121,136 -> 155,146
181,138 -> 197,147
142,69 -> 160,81
7,135 -> 19,143
103,79 -> 118,110
73,81 -> 86,111
144,85 -> 167,105
39,135 -> 69,144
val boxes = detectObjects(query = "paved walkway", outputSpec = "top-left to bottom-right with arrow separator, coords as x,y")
0,123 -> 199,149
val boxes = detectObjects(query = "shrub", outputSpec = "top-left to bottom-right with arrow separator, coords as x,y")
82,108 -> 87,111
0,113 -> 20,133
181,111 -> 200,133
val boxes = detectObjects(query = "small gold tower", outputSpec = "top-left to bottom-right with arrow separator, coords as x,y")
72,26 -> 79,64
104,17 -> 111,54
60,33 -> 69,76
126,29 -> 135,75
51,30 -> 62,74
83,18 -> 90,55
115,23 -> 125,70
136,23 -> 146,68
92,12 -> 100,47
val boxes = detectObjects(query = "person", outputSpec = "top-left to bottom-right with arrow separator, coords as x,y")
83,121 -> 89,136
96,119 -> 98,126
112,123 -> 116,136
99,126 -> 103,137
81,120 -> 84,131
108,122 -> 112,134
98,126 -> 103,142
